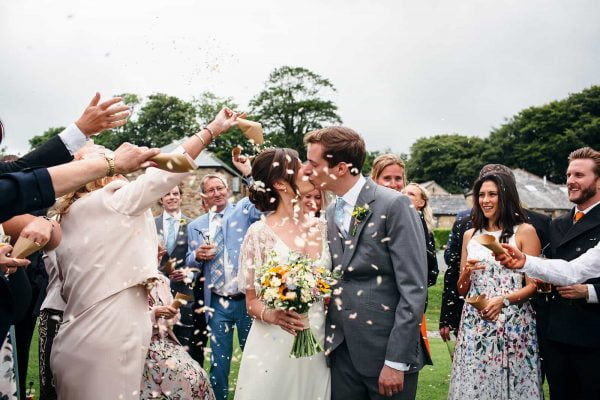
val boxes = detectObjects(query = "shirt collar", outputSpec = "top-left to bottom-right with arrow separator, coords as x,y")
577,199 -> 600,215
338,175 -> 366,208
163,210 -> 182,222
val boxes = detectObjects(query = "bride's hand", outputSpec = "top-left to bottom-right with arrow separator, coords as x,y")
264,309 -> 304,336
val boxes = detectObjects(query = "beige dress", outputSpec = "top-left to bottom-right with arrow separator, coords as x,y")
51,166 -> 190,400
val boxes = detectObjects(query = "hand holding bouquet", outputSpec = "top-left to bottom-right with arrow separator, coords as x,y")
257,251 -> 335,358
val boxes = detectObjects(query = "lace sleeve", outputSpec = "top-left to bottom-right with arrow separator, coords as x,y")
237,221 -> 268,293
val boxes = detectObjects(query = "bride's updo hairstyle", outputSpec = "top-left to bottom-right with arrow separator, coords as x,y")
248,148 -> 301,212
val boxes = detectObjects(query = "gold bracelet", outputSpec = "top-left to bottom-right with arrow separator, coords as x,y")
203,126 -> 216,140
104,155 -> 115,177
260,307 -> 267,322
194,131 -> 207,146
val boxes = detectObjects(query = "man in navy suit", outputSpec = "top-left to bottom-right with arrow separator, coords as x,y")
186,174 -> 261,400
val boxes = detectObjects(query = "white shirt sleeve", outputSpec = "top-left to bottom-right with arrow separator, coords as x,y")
58,123 -> 87,155
522,242 -> 600,285
587,285 -> 598,303
384,360 -> 410,371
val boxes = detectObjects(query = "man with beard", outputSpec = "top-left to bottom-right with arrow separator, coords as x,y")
542,146 -> 600,400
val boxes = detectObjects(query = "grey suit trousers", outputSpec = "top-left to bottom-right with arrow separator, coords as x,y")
331,341 -> 420,400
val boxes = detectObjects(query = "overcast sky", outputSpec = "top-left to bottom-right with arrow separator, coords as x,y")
1,0 -> 599,155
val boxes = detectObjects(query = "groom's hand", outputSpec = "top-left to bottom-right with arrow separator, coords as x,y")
378,365 -> 404,397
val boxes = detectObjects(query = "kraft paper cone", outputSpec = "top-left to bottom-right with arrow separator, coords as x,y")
237,118 -> 264,145
162,258 -> 176,276
12,236 -> 43,259
150,153 -> 196,173
465,294 -> 488,311
171,292 -> 193,309
231,145 -> 242,159
475,234 -> 507,255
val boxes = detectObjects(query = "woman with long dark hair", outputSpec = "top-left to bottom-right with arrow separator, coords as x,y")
448,173 -> 542,399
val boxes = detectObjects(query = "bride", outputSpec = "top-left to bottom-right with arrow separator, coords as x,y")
234,148 -> 331,400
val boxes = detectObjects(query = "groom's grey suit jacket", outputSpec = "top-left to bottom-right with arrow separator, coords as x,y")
325,178 -> 428,377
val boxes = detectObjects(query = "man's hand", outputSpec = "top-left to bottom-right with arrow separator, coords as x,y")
154,305 -> 178,320
439,326 -> 452,342
20,216 -> 54,247
557,284 -> 589,300
75,93 -> 130,136
495,244 -> 526,269
207,107 -> 246,137
0,245 -> 30,274
113,142 -> 160,174
195,244 -> 216,262
378,365 -> 404,397
169,269 -> 189,283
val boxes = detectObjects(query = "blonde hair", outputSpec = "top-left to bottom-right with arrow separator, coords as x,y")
370,153 -> 406,183
405,182 -> 434,232
49,177 -> 113,219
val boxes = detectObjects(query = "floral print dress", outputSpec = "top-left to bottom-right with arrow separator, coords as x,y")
448,227 -> 542,400
141,276 -> 215,400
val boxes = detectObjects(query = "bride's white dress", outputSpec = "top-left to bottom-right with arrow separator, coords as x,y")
234,219 -> 331,400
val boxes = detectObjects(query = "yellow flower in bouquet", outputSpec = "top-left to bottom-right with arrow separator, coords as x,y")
257,251 -> 336,357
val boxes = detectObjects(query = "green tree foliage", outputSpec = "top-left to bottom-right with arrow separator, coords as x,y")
407,135 -> 488,194
29,126 -> 66,150
249,66 -> 342,157
485,85 -> 600,183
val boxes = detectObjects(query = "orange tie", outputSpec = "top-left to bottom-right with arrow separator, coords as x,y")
574,211 -> 585,222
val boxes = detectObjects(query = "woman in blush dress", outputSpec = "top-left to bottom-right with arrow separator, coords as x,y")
49,108 -> 241,400
448,172 -> 542,400
234,148 -> 331,400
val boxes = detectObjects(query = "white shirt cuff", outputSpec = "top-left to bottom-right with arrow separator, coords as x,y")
587,284 -> 598,303
384,360 -> 410,371
58,123 -> 87,155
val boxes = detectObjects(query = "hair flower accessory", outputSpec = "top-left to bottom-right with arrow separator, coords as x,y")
350,205 -> 369,236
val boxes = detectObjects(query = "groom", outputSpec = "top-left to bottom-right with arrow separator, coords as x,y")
304,127 -> 427,400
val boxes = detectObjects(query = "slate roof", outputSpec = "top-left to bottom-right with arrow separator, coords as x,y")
512,168 -> 571,211
429,194 -> 469,215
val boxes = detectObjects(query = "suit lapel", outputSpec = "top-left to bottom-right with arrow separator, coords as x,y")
559,206 -> 600,247
155,214 -> 164,234
341,179 -> 377,268
326,203 -> 344,268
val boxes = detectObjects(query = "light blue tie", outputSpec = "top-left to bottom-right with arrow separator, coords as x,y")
166,216 -> 177,254
210,214 -> 226,290
335,197 -> 347,237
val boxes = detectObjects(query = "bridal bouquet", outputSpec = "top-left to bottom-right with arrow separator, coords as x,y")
257,251 -> 334,358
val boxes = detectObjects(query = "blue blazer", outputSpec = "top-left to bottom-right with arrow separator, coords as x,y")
186,197 -> 261,321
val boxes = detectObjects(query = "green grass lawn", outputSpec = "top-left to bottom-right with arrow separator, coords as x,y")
27,277 -> 547,399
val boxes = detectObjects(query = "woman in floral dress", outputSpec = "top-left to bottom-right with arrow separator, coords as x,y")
141,275 -> 215,400
448,172 -> 543,400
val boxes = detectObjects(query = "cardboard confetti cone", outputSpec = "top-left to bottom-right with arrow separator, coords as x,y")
237,118 -> 264,145
475,234 -> 507,255
162,258 -> 176,276
231,145 -> 243,159
420,315 -> 431,356
465,294 -> 488,311
171,292 -> 193,309
150,153 -> 197,173
12,236 -> 43,259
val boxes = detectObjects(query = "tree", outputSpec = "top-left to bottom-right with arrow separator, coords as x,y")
485,85 -> 600,183
249,66 -> 342,157
407,135 -> 488,193
29,126 -> 66,150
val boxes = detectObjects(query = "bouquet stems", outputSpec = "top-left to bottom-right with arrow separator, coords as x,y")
290,313 -> 323,358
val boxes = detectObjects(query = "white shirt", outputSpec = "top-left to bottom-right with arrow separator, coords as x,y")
575,201 -> 600,303
336,175 -> 366,233
523,242 -> 600,286
58,123 -> 87,155
208,210 -> 239,296
337,175 -> 410,372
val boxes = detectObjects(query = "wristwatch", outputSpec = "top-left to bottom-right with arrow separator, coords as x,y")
502,296 -> 510,307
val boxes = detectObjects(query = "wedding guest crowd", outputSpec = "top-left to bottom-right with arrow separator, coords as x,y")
1,90 -> 599,400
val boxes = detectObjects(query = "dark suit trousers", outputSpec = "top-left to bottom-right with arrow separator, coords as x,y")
544,339 -> 600,400
331,341 -> 419,400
